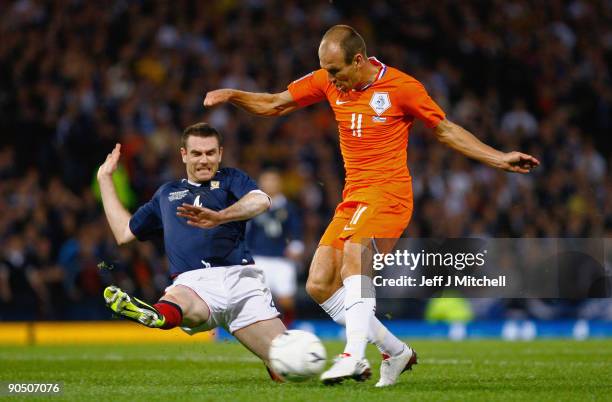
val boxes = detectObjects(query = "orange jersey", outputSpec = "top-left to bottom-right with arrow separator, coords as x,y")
287,57 -> 445,192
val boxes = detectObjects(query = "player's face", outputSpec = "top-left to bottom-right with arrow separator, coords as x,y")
181,135 -> 223,183
322,62 -> 355,92
319,45 -> 360,92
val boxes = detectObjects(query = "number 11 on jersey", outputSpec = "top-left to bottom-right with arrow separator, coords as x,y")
351,113 -> 362,137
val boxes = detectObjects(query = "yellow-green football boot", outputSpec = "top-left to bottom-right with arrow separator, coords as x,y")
103,286 -> 165,328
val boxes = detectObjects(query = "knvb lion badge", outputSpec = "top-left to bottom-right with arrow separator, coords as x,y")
210,181 -> 220,190
369,92 -> 391,115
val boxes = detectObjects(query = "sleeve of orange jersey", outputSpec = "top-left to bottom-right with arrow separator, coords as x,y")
396,77 -> 446,128
287,69 -> 328,108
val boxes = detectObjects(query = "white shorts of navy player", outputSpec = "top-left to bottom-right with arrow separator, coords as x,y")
170,264 -> 279,336
97,127 -> 287,381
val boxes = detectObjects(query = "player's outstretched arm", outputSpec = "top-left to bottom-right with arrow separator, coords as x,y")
97,144 -> 136,245
434,119 -> 540,173
177,191 -> 271,229
203,89 -> 299,117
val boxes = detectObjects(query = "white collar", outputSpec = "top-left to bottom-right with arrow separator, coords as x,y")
184,179 -> 202,187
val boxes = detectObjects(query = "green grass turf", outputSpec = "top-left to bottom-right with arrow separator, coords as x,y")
0,340 -> 610,401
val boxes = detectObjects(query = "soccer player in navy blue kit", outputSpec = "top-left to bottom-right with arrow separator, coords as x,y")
247,170 -> 304,326
98,123 -> 286,375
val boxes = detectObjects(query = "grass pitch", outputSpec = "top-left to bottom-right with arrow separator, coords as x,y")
0,340 -> 610,401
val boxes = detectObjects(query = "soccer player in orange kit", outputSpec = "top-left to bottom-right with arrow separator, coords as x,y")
197,25 -> 540,386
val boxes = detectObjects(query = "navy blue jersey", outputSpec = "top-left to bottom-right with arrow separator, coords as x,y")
129,168 -> 262,276
246,196 -> 303,257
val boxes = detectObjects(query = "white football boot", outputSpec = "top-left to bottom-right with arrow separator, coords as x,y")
375,345 -> 418,387
320,353 -> 371,385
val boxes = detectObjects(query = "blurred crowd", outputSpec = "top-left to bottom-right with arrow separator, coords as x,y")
0,0 -> 610,321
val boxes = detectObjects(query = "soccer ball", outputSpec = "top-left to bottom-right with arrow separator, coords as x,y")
269,330 -> 327,381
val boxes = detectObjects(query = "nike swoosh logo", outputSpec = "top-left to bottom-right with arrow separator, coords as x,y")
345,301 -> 364,311
335,99 -> 350,105
343,226 -> 354,231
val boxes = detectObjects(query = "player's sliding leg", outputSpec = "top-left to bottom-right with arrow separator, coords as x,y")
233,317 -> 287,382
103,284 -> 209,329
233,317 -> 286,364
233,318 -> 287,363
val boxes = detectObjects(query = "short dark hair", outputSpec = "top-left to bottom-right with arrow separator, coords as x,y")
181,123 -> 223,149
323,25 -> 367,65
